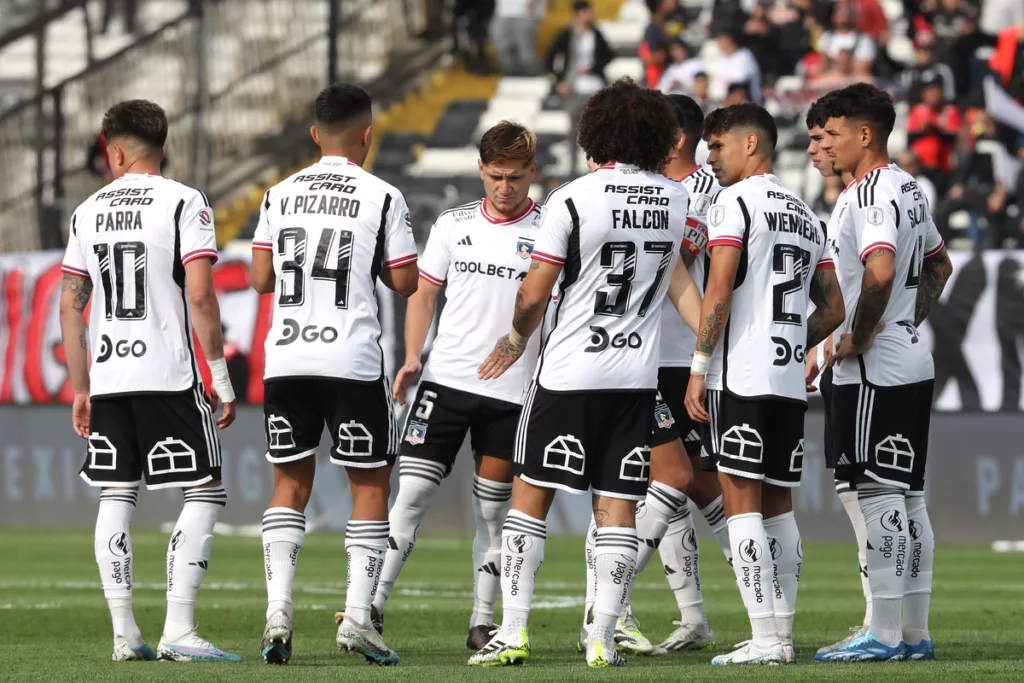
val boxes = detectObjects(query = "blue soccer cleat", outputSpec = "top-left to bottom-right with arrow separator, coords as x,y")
904,639 -> 935,661
813,631 -> 905,662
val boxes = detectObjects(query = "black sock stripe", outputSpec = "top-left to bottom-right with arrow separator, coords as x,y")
262,523 -> 307,532
263,512 -> 306,521
649,484 -> 687,507
647,487 -> 684,512
503,517 -> 546,533
473,478 -> 513,492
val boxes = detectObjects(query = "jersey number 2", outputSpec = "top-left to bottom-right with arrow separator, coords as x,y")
594,241 -> 674,317
277,228 -> 354,308
772,244 -> 811,325
93,241 -> 147,321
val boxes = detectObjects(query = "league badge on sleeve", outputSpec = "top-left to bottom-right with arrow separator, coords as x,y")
516,238 -> 534,259
405,421 -> 428,445
866,206 -> 884,226
709,204 -> 725,227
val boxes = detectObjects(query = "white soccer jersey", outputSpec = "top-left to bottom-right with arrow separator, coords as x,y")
659,166 -> 720,367
704,174 -> 833,402
532,163 -> 690,392
61,173 -> 218,398
830,163 -> 945,387
253,156 -> 418,382
419,198 -> 543,404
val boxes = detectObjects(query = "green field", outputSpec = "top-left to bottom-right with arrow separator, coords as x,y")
0,529 -> 1020,681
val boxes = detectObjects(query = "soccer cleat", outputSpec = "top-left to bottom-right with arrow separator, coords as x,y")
587,639 -> 626,668
816,625 -> 868,655
614,605 -> 658,655
658,620 -> 716,651
335,604 -> 384,635
260,610 -> 293,665
711,642 -> 785,665
336,616 -> 399,665
782,643 -> 796,664
468,627 -> 530,666
157,631 -> 242,662
813,632 -> 906,662
111,640 -> 157,661
904,639 -> 935,661
467,624 -> 497,651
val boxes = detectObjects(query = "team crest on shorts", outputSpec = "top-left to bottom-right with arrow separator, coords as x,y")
405,421 -> 428,445
655,403 -> 675,429
516,238 -> 534,259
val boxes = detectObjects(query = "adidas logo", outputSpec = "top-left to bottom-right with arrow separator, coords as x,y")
387,536 -> 399,550
188,560 -> 209,570
458,235 -> 473,246
837,452 -> 851,465
663,565 -> 676,576
478,561 -> 500,576
644,538 -> 661,549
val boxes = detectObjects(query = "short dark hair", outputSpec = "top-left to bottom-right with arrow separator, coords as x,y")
577,78 -> 678,172
572,0 -> 591,12
479,120 -> 536,166
314,83 -> 372,130
101,100 -> 167,149
667,94 -> 704,148
806,92 -> 835,129
821,82 -> 896,141
703,103 -> 778,151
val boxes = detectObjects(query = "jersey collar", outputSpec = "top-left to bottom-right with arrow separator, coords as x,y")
675,166 -> 701,183
596,162 -> 639,171
319,155 -> 360,167
480,198 -> 537,225
854,163 -> 890,184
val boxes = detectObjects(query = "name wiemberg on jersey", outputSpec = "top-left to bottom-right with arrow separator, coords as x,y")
606,184 -> 670,230
764,190 -> 821,245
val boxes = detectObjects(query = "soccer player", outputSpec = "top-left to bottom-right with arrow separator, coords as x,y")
804,95 -> 877,656
469,78 -> 704,668
59,100 -> 239,662
683,103 -> 845,665
371,121 -> 543,650
814,83 -> 952,663
250,84 -> 419,666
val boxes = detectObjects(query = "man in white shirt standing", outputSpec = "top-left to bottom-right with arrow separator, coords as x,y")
492,0 -> 544,75
712,30 -> 762,104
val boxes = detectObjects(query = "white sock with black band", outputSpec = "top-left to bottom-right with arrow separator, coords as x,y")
96,489 -> 141,645
470,476 -> 512,628
345,520 -> 390,628
903,494 -> 934,646
591,527 -> 638,652
262,507 -> 305,620
635,482 -> 687,574
660,505 -> 707,625
858,483 -> 908,648
763,511 -> 802,647
499,510 -> 547,631
727,512 -> 780,651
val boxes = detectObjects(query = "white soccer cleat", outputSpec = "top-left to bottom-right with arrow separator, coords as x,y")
157,630 -> 242,662
111,640 -> 157,661
816,625 -> 868,655
260,610 -> 293,665
336,616 -> 399,665
658,620 -> 716,651
615,605 -> 659,655
711,642 -> 785,666
587,637 -> 626,667
782,642 -> 796,663
468,625 -> 530,666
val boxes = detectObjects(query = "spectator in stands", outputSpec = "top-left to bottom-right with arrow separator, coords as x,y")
700,0 -> 752,34
657,39 -> 704,95
907,72 -> 962,191
453,0 -> 496,73
766,1 -> 813,76
814,48 -> 873,89
742,3 -> 785,83
988,20 -> 1024,104
814,4 -> 875,76
690,71 -> 716,111
723,82 -> 752,105
491,0 -> 543,75
901,30 -> 956,105
851,0 -> 889,44
981,0 -> 1024,37
640,0 -> 680,88
545,1 -> 612,174
712,29 -> 762,103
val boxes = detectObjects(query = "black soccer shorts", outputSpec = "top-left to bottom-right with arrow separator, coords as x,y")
832,380 -> 933,492
701,389 -> 807,487
263,376 -> 399,468
651,366 -> 703,456
513,382 -> 655,501
820,365 -> 836,468
81,386 -> 222,490
399,381 -> 521,475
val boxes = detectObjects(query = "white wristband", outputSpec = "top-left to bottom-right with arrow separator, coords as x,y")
207,357 -> 235,404
690,351 -> 711,376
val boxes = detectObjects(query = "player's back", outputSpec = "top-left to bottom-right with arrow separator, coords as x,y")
705,174 -> 830,402
534,163 -> 689,392
62,173 -> 217,397
254,157 -> 417,381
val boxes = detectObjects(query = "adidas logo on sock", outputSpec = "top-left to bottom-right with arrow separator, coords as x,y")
663,565 -> 676,576
188,560 -> 209,570
388,536 -> 399,550
644,538 -> 661,549
478,562 -> 500,576
458,236 -> 473,246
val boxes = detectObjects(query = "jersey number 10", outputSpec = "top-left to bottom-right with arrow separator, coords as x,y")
277,227 -> 354,309
93,241 -> 147,320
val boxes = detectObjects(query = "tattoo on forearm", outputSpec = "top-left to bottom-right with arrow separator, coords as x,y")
851,253 -> 892,345
529,259 -> 541,271
62,273 -> 93,313
914,254 -> 952,326
697,302 -> 727,355
806,269 -> 841,348
78,331 -> 87,350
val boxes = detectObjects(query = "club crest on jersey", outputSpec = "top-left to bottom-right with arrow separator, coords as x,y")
404,212 -> 412,228
655,402 -> 675,429
709,204 -> 725,227
405,421 -> 428,445
516,238 -> 534,259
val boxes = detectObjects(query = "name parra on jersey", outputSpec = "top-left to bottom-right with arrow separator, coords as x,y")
531,163 -> 690,392
418,198 -> 543,404
704,174 -> 833,402
830,163 -> 945,387
61,174 -> 219,397
659,166 -> 719,367
253,156 -> 418,382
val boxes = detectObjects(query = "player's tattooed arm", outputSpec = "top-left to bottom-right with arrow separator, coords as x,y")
914,249 -> 952,326
58,273 -> 93,396
693,245 -> 741,355
62,272 -> 93,313
850,249 -> 895,348
806,267 -> 845,349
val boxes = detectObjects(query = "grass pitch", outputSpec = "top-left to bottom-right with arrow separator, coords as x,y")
0,529 -> 1020,682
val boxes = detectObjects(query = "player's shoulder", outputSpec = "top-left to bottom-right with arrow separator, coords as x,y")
435,199 -> 483,227
682,167 -> 719,196
856,164 -> 901,208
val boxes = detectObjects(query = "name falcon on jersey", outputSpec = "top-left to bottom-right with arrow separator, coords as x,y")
607,183 -> 672,230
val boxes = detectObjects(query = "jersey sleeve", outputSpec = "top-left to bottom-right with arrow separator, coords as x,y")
854,181 -> 898,262
922,216 -> 945,261
706,192 -> 746,250
382,192 -> 418,269
417,218 -> 450,286
531,195 -> 573,265
179,191 -> 219,265
816,219 -> 835,271
252,189 -> 273,253
61,211 -> 90,278
681,217 -> 708,259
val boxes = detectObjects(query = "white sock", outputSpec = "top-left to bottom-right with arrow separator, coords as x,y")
345,519 -> 389,628
499,510 -> 546,631
372,458 -> 444,613
635,482 -> 687,574
659,505 -> 707,625
96,489 -> 141,644
903,495 -> 934,646
583,515 -> 597,625
859,484 -> 908,647
838,483 -> 872,626
591,526 -> 638,651
163,486 -> 226,640
700,495 -> 733,565
727,512 -> 779,650
763,511 -> 801,647
262,507 -> 305,620
470,476 -> 512,628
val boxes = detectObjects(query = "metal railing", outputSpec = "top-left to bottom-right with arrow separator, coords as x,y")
0,0 -> 422,252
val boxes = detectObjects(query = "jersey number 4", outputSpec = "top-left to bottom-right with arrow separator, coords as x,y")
594,241 -> 674,317
93,241 -> 147,320
277,227 -> 354,309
